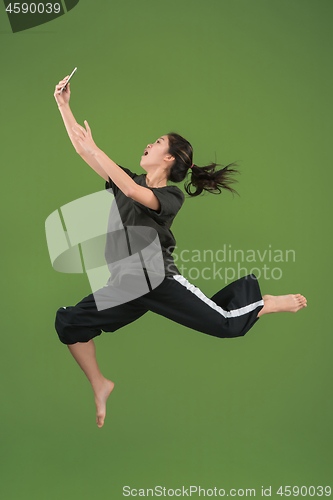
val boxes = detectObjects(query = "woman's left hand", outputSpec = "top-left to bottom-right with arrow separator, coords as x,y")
71,120 -> 98,155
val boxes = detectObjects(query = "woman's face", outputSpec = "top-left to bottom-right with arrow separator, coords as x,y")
140,135 -> 174,170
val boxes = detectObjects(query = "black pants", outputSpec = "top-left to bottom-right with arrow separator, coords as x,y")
55,274 -> 264,345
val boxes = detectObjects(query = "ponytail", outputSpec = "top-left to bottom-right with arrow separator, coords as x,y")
185,162 -> 239,197
167,132 -> 239,197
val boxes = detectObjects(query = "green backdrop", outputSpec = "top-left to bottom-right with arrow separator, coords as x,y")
1,0 -> 332,498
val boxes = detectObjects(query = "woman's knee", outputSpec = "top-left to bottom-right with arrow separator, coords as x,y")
55,306 -> 101,345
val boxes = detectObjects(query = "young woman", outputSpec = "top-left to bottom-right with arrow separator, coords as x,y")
54,75 -> 307,428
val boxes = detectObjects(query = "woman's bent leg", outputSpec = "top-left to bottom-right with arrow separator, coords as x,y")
67,339 -> 114,428
55,287 -> 148,427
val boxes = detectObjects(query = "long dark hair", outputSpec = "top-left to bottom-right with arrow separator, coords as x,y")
167,132 -> 239,197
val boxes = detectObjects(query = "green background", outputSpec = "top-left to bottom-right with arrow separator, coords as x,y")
1,0 -> 332,498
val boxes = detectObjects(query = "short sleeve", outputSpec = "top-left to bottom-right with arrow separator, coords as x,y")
105,165 -> 138,192
134,185 -> 185,224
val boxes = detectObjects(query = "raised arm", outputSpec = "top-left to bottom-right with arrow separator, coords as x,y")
54,76 -> 109,181
72,121 -> 161,211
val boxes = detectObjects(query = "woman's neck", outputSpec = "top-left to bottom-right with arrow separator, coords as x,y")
145,170 -> 168,188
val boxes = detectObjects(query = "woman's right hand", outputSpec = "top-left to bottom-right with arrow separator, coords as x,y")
54,75 -> 71,108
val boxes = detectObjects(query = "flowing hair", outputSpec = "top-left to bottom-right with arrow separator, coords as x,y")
167,132 -> 239,197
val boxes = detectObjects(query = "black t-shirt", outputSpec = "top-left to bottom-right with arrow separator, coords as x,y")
105,166 -> 185,276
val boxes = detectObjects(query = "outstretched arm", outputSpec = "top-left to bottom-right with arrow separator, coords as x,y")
54,76 -> 109,181
71,121 -> 161,211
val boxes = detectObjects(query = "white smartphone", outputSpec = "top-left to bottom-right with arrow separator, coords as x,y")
60,67 -> 77,94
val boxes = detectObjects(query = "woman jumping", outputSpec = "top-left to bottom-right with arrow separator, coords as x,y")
54,75 -> 307,428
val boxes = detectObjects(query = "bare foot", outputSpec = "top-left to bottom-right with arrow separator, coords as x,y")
94,378 -> 114,428
258,294 -> 307,317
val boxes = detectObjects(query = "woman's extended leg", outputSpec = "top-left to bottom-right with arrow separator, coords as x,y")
67,339 -> 114,428
257,294 -> 307,317
139,275 -> 307,339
